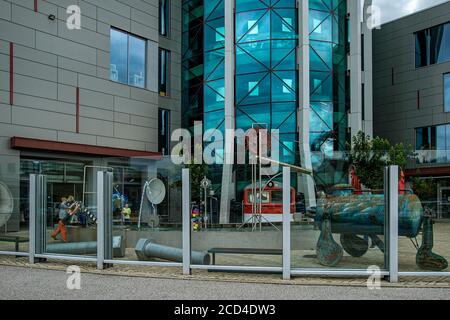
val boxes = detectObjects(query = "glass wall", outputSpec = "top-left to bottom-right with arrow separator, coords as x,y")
181,0 -> 204,131
235,0 -> 298,166
109,157 -> 183,264
0,154 -> 26,254
309,0 -> 349,187
399,178 -> 450,273
190,164 -> 284,268
291,151 -> 386,271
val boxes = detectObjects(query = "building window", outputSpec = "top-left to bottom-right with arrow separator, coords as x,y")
445,73 -> 450,112
415,22 -> 450,68
416,124 -> 450,164
159,109 -> 170,155
110,28 -> 146,88
159,48 -> 170,97
159,0 -> 170,37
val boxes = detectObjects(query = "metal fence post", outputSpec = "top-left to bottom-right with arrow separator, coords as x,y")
283,167 -> 291,280
182,168 -> 191,275
385,166 -> 399,283
97,171 -> 113,270
29,174 -> 46,264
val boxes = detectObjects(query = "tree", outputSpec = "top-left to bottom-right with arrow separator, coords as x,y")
350,131 -> 413,190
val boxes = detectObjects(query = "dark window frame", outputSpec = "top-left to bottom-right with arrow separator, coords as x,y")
158,108 -> 171,155
159,48 -> 171,97
159,0 -> 171,38
445,73 -> 450,113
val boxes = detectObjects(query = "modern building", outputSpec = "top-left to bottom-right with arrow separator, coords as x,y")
0,0 -> 182,232
0,0 -> 373,230
373,1 -> 450,218
182,0 -> 373,221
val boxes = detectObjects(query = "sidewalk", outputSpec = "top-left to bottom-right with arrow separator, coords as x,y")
0,256 -> 449,289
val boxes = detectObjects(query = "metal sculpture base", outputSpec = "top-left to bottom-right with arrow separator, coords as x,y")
316,219 -> 343,267
416,217 -> 448,271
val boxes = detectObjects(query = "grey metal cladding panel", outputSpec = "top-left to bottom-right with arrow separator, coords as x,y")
0,19 -> 35,47
0,0 -> 11,21
97,8 -> 131,32
12,105 -> 76,132
36,31 -> 97,65
86,0 -> 131,18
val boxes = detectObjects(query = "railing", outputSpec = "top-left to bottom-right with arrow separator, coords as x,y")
1,165 -> 449,282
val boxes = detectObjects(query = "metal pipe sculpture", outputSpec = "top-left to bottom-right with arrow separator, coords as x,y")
314,192 -> 448,271
46,236 -> 125,258
135,238 -> 211,265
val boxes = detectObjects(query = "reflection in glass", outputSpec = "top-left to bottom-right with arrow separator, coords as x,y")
110,29 -> 128,84
128,36 -> 146,88
110,29 -> 146,88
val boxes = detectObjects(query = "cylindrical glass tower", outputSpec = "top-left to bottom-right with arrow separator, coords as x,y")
182,0 -> 350,190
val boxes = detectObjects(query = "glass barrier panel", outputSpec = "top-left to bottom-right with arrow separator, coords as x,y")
189,164 -> 284,268
0,155 -> 28,254
291,151 -> 386,271
109,156 -> 182,263
42,167 -> 99,257
399,177 -> 450,272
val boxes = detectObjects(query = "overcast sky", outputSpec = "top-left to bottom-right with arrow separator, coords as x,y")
373,0 -> 449,24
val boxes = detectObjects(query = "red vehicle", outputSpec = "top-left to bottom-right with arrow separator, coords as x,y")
243,182 -> 296,223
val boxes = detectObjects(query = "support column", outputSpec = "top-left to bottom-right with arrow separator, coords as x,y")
182,169 -> 191,275
385,166 -> 399,283
282,167 -> 291,280
29,174 -> 46,264
298,0 -> 316,209
362,0 -> 374,136
219,0 -> 236,224
349,0 -> 363,138
97,171 -> 113,270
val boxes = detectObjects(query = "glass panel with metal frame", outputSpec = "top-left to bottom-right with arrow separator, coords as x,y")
107,156 -> 183,265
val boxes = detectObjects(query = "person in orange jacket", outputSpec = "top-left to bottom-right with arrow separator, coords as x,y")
51,197 -> 79,243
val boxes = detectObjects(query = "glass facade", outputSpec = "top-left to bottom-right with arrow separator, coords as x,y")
110,29 -> 146,88
309,0 -> 349,187
235,0 -> 298,166
182,0 -> 349,190
415,22 -> 450,68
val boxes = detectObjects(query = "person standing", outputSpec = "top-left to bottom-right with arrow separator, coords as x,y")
51,198 -> 69,242
51,198 -> 80,242
122,203 -> 132,226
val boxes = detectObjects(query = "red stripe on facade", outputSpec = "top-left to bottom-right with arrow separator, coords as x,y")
11,137 -> 163,159
9,42 -> 13,106
76,87 -> 80,133
34,0 -> 38,12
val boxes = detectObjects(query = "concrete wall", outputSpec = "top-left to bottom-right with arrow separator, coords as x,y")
0,0 -> 182,232
373,2 -> 450,148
